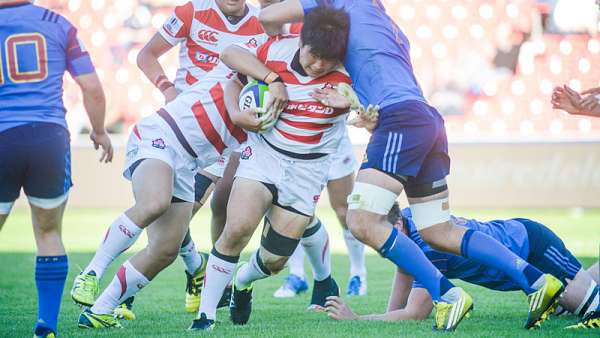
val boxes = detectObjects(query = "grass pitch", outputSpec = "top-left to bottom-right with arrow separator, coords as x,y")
0,207 -> 598,337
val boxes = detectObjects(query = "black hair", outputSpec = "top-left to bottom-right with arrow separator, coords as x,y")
300,6 -> 349,62
387,202 -> 401,226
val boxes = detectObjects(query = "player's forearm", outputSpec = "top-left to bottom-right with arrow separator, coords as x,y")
78,73 -> 107,134
357,309 -> 425,321
224,80 -> 244,125
259,0 -> 304,35
137,48 -> 169,88
221,46 -> 272,81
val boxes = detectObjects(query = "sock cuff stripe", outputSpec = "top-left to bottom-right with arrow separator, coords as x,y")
35,270 -> 68,275
35,265 -> 68,270
460,229 -> 475,258
211,248 -> 239,263
378,227 -> 399,256
35,276 -> 68,281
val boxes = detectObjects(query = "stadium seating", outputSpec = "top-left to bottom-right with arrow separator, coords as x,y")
39,0 -> 600,138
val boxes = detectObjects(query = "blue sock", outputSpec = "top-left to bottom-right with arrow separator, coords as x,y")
461,230 -> 542,294
379,227 -> 454,301
35,255 -> 68,334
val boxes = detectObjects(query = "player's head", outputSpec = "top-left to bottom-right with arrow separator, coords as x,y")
299,6 -> 349,78
215,0 -> 246,16
257,0 -> 280,9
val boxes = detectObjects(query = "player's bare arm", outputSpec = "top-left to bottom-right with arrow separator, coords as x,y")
259,0 -> 304,35
73,72 -> 113,163
223,78 -> 263,132
220,45 -> 288,114
137,33 -> 179,103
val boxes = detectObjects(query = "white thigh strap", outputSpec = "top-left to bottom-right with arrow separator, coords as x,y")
347,182 -> 397,215
409,198 -> 451,230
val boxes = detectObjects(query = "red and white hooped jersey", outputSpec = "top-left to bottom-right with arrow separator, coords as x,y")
159,60 -> 248,166
255,36 -> 352,155
159,0 -> 267,91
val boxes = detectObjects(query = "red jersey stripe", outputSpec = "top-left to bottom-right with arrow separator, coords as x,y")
275,127 -> 323,144
174,1 -> 194,38
279,117 -> 332,130
194,9 -> 264,36
265,60 -> 352,86
185,71 -> 198,85
209,83 -> 247,144
191,101 -> 227,154
132,125 -> 141,139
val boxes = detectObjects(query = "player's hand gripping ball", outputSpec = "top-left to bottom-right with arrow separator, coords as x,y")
239,80 -> 277,133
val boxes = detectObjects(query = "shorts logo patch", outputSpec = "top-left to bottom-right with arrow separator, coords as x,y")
343,156 -> 351,165
240,146 -> 253,160
151,138 -> 166,149
313,195 -> 321,203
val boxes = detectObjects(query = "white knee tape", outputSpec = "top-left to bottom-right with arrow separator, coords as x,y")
409,198 -> 451,230
27,192 -> 69,210
347,182 -> 397,215
0,201 -> 15,215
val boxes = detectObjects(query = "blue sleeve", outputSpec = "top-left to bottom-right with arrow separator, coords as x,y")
299,0 -> 340,14
61,19 -> 95,76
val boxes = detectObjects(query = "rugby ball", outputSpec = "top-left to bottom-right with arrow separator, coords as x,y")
239,80 -> 270,113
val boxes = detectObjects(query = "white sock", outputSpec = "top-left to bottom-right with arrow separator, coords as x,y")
441,287 -> 462,303
236,251 -> 270,290
288,245 -> 306,279
91,260 -> 149,315
84,213 -> 142,279
198,251 -> 237,320
343,229 -> 366,277
301,219 -> 331,282
179,239 -> 204,273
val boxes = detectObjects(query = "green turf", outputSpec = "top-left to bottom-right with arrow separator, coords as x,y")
0,207 -> 598,337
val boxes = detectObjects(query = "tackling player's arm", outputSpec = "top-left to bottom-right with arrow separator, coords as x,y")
137,34 -> 178,103
223,76 -> 263,133
221,45 -> 288,114
325,269 -> 432,321
258,0 -> 305,35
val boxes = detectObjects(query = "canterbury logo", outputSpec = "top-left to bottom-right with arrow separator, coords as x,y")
118,224 -> 134,239
211,264 -> 231,274
197,30 -> 219,43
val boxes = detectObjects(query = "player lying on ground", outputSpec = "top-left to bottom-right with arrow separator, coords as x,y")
259,0 -> 563,330
325,203 -> 600,330
71,0 -> 272,318
189,6 -> 362,331
0,1 -> 113,337
552,84 -> 600,118
72,34 -> 274,332
135,0 -> 271,314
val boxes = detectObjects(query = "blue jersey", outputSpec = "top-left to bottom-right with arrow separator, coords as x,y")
402,208 -> 531,292
0,1 -> 95,133
299,0 -> 426,111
